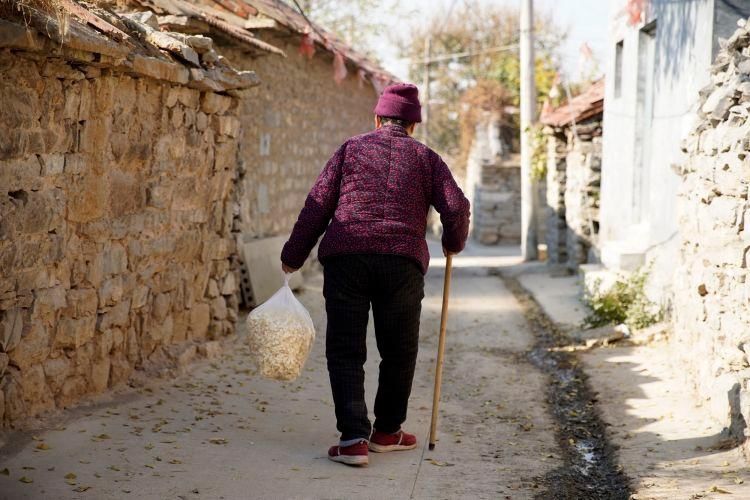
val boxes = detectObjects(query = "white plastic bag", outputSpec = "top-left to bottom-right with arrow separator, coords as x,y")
246,275 -> 315,381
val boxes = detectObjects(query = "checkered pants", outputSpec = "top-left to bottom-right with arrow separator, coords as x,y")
323,254 -> 425,441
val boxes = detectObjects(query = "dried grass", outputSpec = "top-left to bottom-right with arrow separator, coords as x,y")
0,0 -> 71,38
458,80 -> 513,171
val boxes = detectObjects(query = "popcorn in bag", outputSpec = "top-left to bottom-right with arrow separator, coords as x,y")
246,275 -> 315,381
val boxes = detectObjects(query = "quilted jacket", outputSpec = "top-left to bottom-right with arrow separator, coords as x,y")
280,124 -> 470,274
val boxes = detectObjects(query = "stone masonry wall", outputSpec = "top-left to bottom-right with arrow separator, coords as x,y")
222,34 -> 378,240
545,130 -> 568,264
563,120 -> 602,269
0,49 -> 242,426
464,114 -> 521,245
674,21 -> 750,441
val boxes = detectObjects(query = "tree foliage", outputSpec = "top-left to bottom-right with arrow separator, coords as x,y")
399,1 -> 565,159
294,0 -> 404,60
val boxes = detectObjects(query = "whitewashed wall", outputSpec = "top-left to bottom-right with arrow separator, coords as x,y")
599,0 -> 716,299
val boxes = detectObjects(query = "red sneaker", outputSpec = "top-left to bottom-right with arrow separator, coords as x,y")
327,440 -> 369,466
368,430 -> 417,453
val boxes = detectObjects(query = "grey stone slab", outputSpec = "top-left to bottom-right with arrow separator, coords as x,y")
239,235 -> 304,307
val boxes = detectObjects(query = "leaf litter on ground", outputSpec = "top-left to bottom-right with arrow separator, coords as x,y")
425,458 -> 454,467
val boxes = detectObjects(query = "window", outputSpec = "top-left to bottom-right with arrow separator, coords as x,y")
633,21 -> 657,222
614,40 -> 624,98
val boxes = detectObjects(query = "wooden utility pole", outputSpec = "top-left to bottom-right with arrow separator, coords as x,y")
520,0 -> 539,260
422,35 -> 431,146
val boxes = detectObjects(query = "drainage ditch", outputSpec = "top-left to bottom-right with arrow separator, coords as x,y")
500,274 -> 631,500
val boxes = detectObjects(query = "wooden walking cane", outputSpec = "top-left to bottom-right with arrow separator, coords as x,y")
429,253 -> 453,451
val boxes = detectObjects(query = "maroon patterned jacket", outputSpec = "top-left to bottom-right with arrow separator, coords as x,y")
281,124 -> 470,274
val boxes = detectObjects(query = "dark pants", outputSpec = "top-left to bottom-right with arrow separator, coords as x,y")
323,254 -> 425,441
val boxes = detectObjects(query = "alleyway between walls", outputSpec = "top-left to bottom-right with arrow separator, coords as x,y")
0,242 -> 561,499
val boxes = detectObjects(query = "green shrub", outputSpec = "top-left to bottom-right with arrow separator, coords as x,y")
583,268 -> 662,330
529,124 -> 548,182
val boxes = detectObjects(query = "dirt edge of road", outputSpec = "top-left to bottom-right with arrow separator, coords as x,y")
499,272 -> 631,500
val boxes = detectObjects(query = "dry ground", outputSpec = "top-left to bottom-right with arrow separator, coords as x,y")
583,343 -> 750,500
0,242 -> 562,500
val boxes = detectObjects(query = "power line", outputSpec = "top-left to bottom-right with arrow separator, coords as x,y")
290,0 -> 328,46
435,0 -> 460,36
410,43 -> 519,66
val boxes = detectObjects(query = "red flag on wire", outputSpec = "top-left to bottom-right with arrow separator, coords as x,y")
299,33 -> 315,59
625,0 -> 646,26
372,75 -> 388,95
333,52 -> 348,84
580,42 -> 593,61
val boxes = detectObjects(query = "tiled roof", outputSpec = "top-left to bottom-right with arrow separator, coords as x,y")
142,0 -> 396,87
541,79 -> 604,127
240,0 -> 395,83
132,0 -> 285,55
0,1 -> 260,91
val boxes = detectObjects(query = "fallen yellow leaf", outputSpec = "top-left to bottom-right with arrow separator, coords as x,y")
710,485 -> 732,494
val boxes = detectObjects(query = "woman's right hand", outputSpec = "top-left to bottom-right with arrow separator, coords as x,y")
282,263 -> 299,274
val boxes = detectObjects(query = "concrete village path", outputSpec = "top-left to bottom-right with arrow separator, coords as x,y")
0,242 -> 562,500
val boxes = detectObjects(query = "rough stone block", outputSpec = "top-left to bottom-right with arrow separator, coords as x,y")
702,85 -> 735,120
102,242 -> 128,276
201,92 -> 232,114
109,352 -> 131,386
2,189 -> 64,237
207,279 -> 220,298
210,296 -> 227,320
189,303 -> 210,339
32,286 -> 67,323
90,356 -> 111,392
709,196 -> 742,227
20,364 -> 54,414
55,316 -> 96,349
152,293 -> 171,322
131,55 -> 189,85
8,323 -> 50,370
99,300 -> 131,330
39,154 -> 65,175
0,308 -> 25,353
64,288 -> 98,318
221,273 -> 237,295
98,276 -> 124,307
212,115 -> 240,138
172,311 -> 189,343
56,375 -> 88,408
2,371 -> 26,422
197,340 -> 222,360
67,171 -> 109,223
43,356 -> 72,394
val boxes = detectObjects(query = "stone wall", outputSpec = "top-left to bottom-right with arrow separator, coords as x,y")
545,130 -> 568,264
222,33 -> 378,240
674,21 -> 750,440
544,120 -> 602,269
0,46 -> 242,425
563,121 -> 602,268
464,114 -> 521,245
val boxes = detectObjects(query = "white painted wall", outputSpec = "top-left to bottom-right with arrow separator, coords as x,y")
599,0 -> 716,292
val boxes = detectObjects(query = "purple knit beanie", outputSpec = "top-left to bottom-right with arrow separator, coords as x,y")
374,83 -> 422,123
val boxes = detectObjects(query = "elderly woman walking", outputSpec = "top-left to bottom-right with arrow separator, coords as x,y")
280,83 -> 470,467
